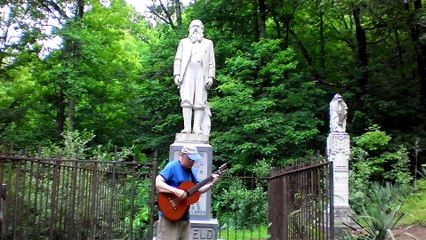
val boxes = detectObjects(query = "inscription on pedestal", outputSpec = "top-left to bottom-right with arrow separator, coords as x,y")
191,219 -> 218,240
192,228 -> 216,240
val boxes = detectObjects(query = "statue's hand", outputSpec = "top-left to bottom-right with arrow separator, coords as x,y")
205,77 -> 213,90
174,75 -> 182,88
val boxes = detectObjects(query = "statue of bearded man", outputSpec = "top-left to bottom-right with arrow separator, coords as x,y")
173,19 -> 216,135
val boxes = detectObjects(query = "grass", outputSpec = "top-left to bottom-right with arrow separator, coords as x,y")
399,179 -> 426,225
218,224 -> 269,240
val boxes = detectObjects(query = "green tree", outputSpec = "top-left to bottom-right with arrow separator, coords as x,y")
1,0 -> 425,170
211,39 -> 324,168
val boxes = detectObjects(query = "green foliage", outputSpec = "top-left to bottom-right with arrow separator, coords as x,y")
345,205 -> 405,240
212,39 -> 325,168
213,177 -> 268,230
287,207 -> 326,239
37,130 -> 136,162
400,179 -> 426,225
339,183 -> 407,240
125,177 -> 154,238
349,125 -> 413,212
0,0 -> 425,238
38,130 -> 94,159
251,159 -> 272,177
122,26 -> 182,157
353,125 -> 391,151
1,0 -> 426,176
1,0 -> 150,148
218,224 -> 269,240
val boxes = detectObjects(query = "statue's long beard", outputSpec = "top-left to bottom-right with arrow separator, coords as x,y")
189,31 -> 203,43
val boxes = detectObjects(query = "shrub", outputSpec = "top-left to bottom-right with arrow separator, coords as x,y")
349,125 -> 412,213
339,183 -> 407,240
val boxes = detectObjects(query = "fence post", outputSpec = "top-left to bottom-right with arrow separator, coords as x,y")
129,162 -> 138,240
107,160 -> 117,239
0,157 -> 5,240
0,184 -> 6,240
49,159 -> 61,240
68,161 -> 78,239
329,160 -> 335,239
148,160 -> 158,239
90,162 -> 99,240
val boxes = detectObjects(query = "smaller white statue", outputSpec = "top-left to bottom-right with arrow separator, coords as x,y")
330,93 -> 348,133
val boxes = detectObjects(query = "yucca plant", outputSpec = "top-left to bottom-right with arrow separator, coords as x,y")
339,183 -> 416,240
340,205 -> 407,240
350,204 -> 405,239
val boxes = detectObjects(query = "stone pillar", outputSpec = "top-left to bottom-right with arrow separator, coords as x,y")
327,133 -> 350,208
327,94 -> 355,236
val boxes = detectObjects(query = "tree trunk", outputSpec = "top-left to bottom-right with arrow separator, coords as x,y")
257,0 -> 267,39
174,0 -> 182,28
319,8 -> 325,69
352,6 -> 368,91
393,30 -> 406,80
417,38 -> 426,108
55,88 -> 65,141
67,0 -> 85,131
413,0 -> 426,108
403,0 -> 426,110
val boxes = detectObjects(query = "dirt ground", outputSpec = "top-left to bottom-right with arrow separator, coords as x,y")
393,225 -> 426,240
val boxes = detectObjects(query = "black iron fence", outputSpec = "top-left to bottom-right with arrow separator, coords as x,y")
0,154 -> 157,240
268,160 -> 334,240
0,151 -> 334,240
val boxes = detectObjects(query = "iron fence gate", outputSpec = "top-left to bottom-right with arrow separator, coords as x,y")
268,160 -> 334,240
0,155 -> 157,240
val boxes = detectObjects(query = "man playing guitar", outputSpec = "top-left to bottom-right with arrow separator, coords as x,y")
155,145 -> 220,240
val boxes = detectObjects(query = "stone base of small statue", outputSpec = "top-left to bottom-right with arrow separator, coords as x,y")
334,206 -> 358,237
175,133 -> 209,144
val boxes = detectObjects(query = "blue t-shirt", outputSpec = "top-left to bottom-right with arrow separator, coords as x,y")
159,159 -> 199,220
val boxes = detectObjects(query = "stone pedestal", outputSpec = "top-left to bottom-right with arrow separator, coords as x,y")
175,133 -> 209,144
334,206 -> 356,236
327,132 -> 356,236
168,134 -> 219,239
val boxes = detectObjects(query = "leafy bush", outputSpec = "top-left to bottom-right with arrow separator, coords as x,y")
349,125 -> 412,213
213,177 -> 268,230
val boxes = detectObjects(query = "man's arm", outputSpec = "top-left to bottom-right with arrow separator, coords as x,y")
156,175 -> 188,199
198,173 -> 220,194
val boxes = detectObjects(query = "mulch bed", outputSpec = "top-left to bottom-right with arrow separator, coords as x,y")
393,225 -> 426,240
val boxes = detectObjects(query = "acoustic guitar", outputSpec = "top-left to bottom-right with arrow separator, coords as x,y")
157,163 -> 228,221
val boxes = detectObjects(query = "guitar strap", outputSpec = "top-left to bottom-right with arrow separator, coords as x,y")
188,168 -> 197,183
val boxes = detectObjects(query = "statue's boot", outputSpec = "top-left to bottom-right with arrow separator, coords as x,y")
192,109 -> 204,134
181,107 -> 192,133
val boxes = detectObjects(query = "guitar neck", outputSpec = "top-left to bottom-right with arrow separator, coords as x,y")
187,175 -> 214,195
